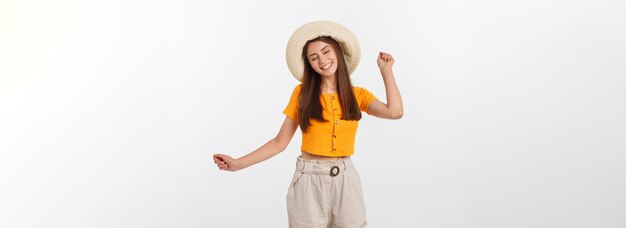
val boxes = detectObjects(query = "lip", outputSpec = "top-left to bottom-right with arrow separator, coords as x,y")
320,62 -> 333,70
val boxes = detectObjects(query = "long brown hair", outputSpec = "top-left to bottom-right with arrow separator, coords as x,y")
298,36 -> 362,132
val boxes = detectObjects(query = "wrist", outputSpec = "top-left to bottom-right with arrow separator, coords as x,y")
233,158 -> 245,171
380,68 -> 393,74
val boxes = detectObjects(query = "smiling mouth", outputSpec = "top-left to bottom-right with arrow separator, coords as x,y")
321,62 -> 333,70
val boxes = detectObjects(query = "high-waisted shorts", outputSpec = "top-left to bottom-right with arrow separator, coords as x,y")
286,156 -> 367,228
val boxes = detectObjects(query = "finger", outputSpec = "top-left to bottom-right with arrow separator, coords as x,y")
214,154 -> 228,162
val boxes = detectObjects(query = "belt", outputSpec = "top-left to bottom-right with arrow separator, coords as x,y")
296,156 -> 351,177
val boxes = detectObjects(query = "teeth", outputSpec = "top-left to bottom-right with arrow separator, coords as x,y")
321,62 -> 332,70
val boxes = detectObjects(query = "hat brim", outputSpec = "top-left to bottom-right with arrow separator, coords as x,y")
286,21 -> 361,82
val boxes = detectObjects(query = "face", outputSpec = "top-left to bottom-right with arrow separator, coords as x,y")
306,40 -> 338,77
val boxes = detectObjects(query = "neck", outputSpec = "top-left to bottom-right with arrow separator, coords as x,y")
320,74 -> 337,90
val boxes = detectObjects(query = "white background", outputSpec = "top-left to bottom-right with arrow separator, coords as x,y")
1,0 -> 625,227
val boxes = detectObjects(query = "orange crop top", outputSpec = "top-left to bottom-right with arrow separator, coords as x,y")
282,84 -> 378,157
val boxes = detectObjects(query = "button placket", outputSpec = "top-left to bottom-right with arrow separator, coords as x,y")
331,95 -> 338,153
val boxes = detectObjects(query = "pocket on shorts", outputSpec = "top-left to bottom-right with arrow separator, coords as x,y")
289,171 -> 303,187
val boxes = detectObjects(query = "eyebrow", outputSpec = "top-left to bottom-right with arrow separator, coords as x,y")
309,45 -> 330,58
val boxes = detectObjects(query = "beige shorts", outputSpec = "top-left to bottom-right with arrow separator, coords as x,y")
286,156 -> 368,228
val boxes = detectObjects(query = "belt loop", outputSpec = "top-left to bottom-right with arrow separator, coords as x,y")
342,157 -> 347,170
303,161 -> 313,174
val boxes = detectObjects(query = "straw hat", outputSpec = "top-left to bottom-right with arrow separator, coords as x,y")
285,20 -> 361,82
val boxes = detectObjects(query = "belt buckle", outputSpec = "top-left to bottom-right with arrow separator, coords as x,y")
330,166 -> 340,177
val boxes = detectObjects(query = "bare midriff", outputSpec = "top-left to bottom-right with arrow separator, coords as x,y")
300,151 -> 347,160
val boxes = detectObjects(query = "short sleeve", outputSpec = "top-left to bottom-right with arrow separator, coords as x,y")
355,86 -> 378,112
282,84 -> 302,122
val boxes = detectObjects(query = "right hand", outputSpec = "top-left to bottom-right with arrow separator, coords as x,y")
213,154 -> 241,172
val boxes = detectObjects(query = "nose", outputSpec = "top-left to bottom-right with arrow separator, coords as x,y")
319,60 -> 330,67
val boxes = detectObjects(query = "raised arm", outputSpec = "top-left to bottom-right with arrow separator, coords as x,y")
366,52 -> 404,120
213,117 -> 299,172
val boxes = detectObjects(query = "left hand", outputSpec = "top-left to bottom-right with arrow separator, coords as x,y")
377,51 -> 394,72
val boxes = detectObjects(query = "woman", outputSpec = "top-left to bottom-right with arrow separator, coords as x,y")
213,21 -> 403,228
